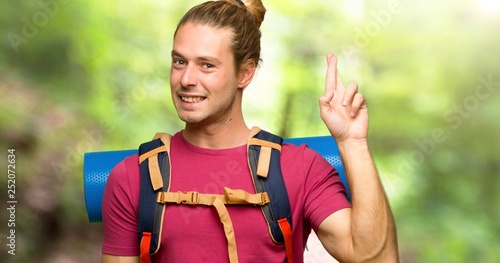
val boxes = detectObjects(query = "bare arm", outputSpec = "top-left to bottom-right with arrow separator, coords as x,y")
101,254 -> 139,263
317,142 -> 398,262
316,54 -> 398,262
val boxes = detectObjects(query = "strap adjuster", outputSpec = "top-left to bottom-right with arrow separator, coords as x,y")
157,191 -> 200,204
177,191 -> 199,205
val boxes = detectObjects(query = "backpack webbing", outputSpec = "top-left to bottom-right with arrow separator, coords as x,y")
247,127 -> 292,245
138,133 -> 172,262
137,128 -> 293,263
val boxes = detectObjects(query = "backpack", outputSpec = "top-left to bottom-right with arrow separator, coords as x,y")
137,127 -> 293,263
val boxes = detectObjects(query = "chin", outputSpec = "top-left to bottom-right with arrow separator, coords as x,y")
178,114 -> 204,125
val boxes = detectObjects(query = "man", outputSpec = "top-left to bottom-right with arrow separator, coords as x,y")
101,0 -> 398,262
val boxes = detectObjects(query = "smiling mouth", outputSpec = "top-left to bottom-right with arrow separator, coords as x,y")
181,96 -> 206,103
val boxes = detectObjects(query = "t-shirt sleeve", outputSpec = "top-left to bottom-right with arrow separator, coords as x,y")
302,147 -> 351,231
101,155 -> 140,256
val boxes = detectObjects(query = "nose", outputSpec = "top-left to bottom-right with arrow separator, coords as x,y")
180,64 -> 198,88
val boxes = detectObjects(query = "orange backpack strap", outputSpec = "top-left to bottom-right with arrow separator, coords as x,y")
248,127 -> 293,263
156,187 -> 270,263
138,133 -> 172,262
137,129 -> 293,263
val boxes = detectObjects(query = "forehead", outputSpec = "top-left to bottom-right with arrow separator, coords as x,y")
173,22 -> 234,59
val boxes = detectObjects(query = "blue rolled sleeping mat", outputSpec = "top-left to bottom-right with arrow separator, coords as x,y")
83,135 -> 350,223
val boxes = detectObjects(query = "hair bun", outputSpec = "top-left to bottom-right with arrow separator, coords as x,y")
228,0 -> 266,28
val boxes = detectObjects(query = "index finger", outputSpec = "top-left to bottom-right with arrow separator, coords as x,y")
325,53 -> 344,94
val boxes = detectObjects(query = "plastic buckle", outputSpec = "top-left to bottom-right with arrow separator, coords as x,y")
177,191 -> 199,205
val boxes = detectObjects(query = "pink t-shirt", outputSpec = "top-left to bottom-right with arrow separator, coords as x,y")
102,132 -> 351,262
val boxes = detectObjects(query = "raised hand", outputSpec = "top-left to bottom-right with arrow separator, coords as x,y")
318,54 -> 368,142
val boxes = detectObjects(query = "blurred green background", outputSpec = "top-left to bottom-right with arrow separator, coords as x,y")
1,0 -> 499,262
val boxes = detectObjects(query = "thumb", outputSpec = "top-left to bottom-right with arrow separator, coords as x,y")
318,89 -> 334,109
318,91 -> 336,122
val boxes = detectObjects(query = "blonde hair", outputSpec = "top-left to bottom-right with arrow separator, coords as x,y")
174,0 -> 266,73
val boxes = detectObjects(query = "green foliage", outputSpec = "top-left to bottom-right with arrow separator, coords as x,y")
1,0 -> 499,262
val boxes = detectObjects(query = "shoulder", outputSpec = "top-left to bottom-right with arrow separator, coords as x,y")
102,153 -> 141,256
170,131 -> 187,149
281,142 -> 331,170
106,153 -> 140,196
280,142 -> 339,189
103,153 -> 141,223
109,153 -> 139,178
280,141 -> 343,193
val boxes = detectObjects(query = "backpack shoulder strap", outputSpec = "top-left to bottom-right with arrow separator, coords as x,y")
137,132 -> 172,263
247,127 -> 293,262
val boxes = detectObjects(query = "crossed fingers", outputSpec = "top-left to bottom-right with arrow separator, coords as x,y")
324,53 -> 366,117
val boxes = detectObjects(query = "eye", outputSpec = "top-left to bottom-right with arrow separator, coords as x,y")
172,58 -> 186,66
202,63 -> 214,69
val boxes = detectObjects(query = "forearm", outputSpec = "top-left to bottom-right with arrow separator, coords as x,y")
338,139 -> 398,261
101,254 -> 139,263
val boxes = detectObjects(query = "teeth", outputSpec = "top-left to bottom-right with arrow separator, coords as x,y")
181,96 -> 205,103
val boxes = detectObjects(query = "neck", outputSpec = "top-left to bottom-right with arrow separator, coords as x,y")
183,118 -> 249,149
182,102 -> 250,149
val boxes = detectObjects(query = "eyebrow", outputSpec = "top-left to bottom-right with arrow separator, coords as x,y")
171,50 -> 222,65
171,50 -> 184,58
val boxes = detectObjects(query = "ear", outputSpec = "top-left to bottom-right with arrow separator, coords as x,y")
237,60 -> 257,89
